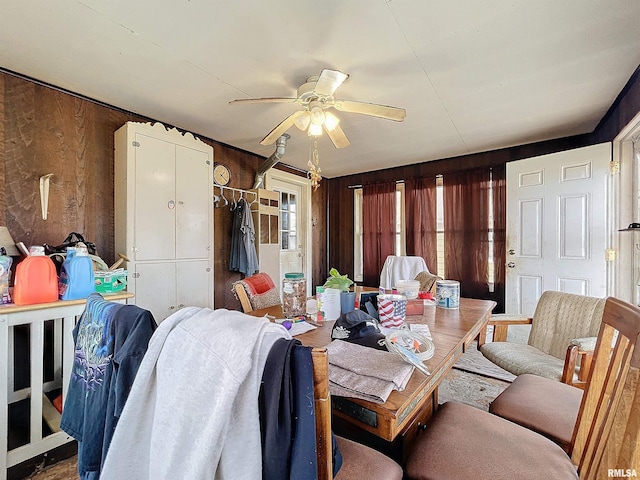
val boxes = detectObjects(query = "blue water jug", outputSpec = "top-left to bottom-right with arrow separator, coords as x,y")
59,244 -> 95,300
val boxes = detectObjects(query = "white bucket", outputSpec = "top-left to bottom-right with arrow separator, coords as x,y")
395,279 -> 420,299
435,280 -> 460,309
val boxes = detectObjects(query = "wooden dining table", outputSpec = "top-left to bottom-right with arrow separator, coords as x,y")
248,297 -> 496,459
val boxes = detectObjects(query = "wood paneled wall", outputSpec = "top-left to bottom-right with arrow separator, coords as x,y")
0,70 -> 322,311
0,73 -> 141,261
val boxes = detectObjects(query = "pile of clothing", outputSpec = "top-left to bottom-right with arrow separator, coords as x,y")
327,310 -> 414,404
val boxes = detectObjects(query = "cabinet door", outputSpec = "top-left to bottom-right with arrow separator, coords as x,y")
175,145 -> 211,260
134,134 -> 176,261
176,260 -> 212,309
131,262 -> 177,322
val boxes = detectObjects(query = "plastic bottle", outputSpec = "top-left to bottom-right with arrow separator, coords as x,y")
59,244 -> 96,300
0,247 -> 13,304
13,245 -> 59,305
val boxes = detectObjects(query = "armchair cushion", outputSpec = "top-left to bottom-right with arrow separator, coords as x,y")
404,401 -> 577,480
489,373 -> 582,452
527,291 -> 605,360
480,342 -> 572,381
249,288 -> 282,310
334,436 -> 402,480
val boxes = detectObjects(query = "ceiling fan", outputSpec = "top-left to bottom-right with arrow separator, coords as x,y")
230,69 -> 406,149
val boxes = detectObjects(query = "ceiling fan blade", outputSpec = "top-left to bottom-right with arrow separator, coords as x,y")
229,97 -> 297,105
334,100 -> 406,122
325,123 -> 350,149
313,69 -> 349,97
260,111 -> 307,145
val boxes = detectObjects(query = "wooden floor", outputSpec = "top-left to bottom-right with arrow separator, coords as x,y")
18,345 -> 509,480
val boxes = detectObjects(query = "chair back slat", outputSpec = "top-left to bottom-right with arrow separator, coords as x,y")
570,297 -> 640,479
615,368 -> 640,471
312,347 -> 333,480
234,282 -> 254,312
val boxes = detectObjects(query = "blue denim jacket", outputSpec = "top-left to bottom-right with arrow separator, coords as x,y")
60,294 -> 156,479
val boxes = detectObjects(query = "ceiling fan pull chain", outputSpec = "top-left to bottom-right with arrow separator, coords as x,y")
307,138 -> 322,191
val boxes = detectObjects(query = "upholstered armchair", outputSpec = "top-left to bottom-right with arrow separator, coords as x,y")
232,272 -> 282,313
478,291 -> 605,386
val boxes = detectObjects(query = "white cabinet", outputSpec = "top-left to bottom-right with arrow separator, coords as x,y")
115,122 -> 214,321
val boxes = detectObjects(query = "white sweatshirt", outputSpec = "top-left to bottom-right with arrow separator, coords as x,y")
101,307 -> 290,480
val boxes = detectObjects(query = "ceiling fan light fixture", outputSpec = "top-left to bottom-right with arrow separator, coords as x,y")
294,112 -> 310,131
309,101 -> 326,126
308,123 -> 323,136
324,111 -> 340,131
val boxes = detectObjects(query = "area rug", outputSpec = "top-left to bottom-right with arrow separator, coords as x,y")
438,369 -> 510,410
452,341 -> 516,383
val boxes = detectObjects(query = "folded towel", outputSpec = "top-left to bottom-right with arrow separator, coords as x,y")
326,340 -> 414,404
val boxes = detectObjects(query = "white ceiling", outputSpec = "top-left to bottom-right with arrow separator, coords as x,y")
2,0 -> 640,178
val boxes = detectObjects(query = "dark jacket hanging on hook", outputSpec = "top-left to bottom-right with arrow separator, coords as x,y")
229,197 -> 259,276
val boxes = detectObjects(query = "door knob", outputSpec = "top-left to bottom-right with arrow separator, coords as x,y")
508,249 -> 516,255
507,262 -> 515,268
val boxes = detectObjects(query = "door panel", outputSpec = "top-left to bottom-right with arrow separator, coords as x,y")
519,198 -> 542,257
132,262 -> 176,322
175,146 -> 211,260
134,134 -> 176,261
506,143 -> 611,316
177,260 -> 212,309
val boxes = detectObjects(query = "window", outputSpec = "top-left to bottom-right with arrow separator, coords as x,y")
353,184 -> 406,282
435,176 -> 445,277
354,188 -> 363,282
279,191 -> 297,250
354,175 -> 496,286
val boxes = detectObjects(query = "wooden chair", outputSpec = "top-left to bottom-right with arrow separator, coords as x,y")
404,296 -> 640,480
311,348 -> 402,480
478,290 -> 605,386
232,272 -> 281,313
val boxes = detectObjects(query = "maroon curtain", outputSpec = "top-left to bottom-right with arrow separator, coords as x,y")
362,181 -> 396,287
491,165 -> 506,312
443,169 -> 491,300
405,177 -> 438,274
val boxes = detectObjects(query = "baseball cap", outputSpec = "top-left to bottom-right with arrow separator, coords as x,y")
331,310 -> 387,351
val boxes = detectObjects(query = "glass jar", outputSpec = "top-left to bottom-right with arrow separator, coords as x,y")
282,272 -> 306,318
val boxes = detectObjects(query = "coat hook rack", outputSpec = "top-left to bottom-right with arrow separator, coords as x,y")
213,185 -> 257,208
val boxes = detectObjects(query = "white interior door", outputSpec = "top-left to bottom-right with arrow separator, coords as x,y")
506,143 -> 612,319
266,170 -> 312,295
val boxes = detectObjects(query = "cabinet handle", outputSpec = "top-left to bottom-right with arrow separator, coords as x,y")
169,305 -> 175,310
178,304 -> 184,308
417,422 -> 428,431
168,200 -> 176,209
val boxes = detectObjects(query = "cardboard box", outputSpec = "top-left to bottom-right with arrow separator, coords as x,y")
406,299 -> 425,316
